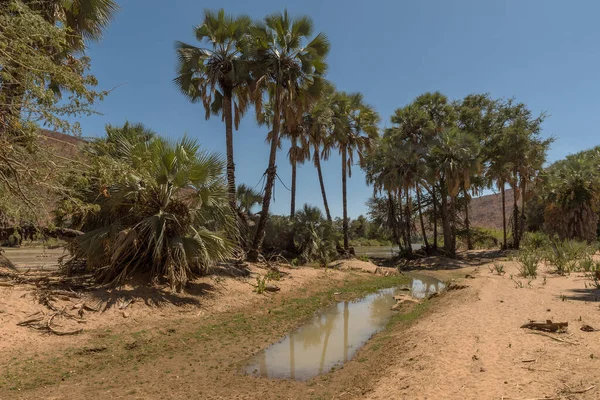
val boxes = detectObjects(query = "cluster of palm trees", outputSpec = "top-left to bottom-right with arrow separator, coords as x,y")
365,92 -> 550,256
175,9 -> 378,259
540,146 -> 600,242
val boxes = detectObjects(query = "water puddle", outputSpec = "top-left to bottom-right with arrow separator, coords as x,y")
245,274 -> 445,380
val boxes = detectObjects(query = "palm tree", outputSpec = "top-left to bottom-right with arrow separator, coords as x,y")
430,129 -> 480,256
247,10 -> 329,261
330,92 -> 379,251
69,134 -> 236,291
305,83 -> 336,221
175,9 -> 252,210
236,183 -> 262,217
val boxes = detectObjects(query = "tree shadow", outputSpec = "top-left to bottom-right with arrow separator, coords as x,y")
373,250 -> 503,271
85,282 -> 217,310
559,287 -> 600,302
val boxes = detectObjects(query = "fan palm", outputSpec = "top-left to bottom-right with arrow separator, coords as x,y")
175,9 -> 252,210
70,135 -> 236,291
329,92 -> 379,250
430,129 -> 480,256
247,10 -> 329,261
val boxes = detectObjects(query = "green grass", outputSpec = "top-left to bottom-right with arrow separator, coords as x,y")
0,273 -> 410,392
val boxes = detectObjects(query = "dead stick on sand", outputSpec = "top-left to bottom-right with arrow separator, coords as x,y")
568,385 -> 595,394
526,331 -> 579,345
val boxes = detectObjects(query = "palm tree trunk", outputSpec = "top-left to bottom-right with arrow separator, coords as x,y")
342,144 -> 349,250
388,192 -> 401,248
314,146 -> 332,222
290,138 -> 297,218
404,188 -> 413,257
397,189 -> 409,252
343,301 -> 349,363
249,88 -> 281,262
223,91 -> 236,211
416,184 -> 429,250
520,179 -> 527,237
440,180 -> 454,256
501,185 -> 507,249
512,177 -> 520,249
464,189 -> 472,250
432,185 -> 438,250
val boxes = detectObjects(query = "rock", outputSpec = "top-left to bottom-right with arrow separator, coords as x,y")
264,284 -> 280,292
122,311 -> 130,318
394,295 -> 419,303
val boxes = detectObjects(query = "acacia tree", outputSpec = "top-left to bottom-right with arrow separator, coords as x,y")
0,1 -> 108,224
330,92 -> 379,251
175,9 -> 252,210
248,10 -> 329,261
0,0 -> 118,135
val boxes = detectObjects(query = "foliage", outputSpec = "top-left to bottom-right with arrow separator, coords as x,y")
254,275 -> 268,294
521,231 -> 550,250
62,129 -> 236,291
0,0 -> 111,222
491,261 -> 505,275
457,227 -> 501,250
544,237 -> 593,275
516,248 -> 540,278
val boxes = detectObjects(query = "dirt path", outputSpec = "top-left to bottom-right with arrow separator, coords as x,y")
366,260 -> 600,400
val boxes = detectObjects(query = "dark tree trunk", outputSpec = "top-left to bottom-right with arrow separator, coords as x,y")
512,177 -> 520,250
464,189 -> 472,250
404,188 -> 413,257
440,180 -> 454,257
520,179 -> 527,237
290,138 -> 297,218
501,185 -> 507,249
249,89 -> 281,262
223,91 -> 237,211
432,185 -> 438,250
388,192 -> 401,247
342,144 -> 349,250
416,184 -> 429,250
314,146 -> 332,222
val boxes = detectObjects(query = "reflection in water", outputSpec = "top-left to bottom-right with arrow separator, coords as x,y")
245,276 -> 445,380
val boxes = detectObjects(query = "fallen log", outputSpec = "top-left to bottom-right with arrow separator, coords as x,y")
520,320 -> 568,332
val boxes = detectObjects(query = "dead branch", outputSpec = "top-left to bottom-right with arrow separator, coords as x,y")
520,320 -> 568,332
526,331 -> 579,345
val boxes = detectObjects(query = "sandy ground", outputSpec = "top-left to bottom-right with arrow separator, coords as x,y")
367,259 -> 600,400
1,249 -> 600,399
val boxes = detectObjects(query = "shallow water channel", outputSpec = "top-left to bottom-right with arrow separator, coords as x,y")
245,274 -> 445,380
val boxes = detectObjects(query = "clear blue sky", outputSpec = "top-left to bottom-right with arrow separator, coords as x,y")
78,0 -> 600,218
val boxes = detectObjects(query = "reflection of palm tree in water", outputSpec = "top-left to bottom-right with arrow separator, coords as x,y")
317,306 -> 341,374
343,301 -> 349,363
289,332 -> 295,379
369,292 -> 395,325
259,349 -> 267,377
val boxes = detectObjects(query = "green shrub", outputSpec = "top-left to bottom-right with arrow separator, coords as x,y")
492,261 -> 505,275
544,237 -> 594,275
521,231 -> 550,250
457,227 -> 502,250
516,249 -> 540,278
587,263 -> 600,289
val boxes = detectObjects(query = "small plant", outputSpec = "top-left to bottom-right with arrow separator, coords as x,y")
516,249 -> 539,278
265,270 -> 282,281
359,255 -> 370,262
510,274 -> 524,288
579,257 -> 594,272
255,276 -> 268,294
587,261 -> 600,289
492,261 -> 505,276
544,237 -> 593,275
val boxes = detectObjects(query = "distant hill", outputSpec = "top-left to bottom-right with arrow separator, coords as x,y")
468,189 -> 516,230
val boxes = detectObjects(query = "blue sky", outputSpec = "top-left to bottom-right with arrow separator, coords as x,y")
78,0 -> 600,218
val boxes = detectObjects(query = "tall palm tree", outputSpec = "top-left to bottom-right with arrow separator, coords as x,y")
247,10 -> 329,261
430,129 -> 480,256
330,92 -> 379,251
305,83 -> 336,221
175,9 -> 252,210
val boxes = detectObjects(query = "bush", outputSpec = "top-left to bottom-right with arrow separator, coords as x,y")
457,227 -> 502,250
544,237 -> 594,275
516,248 -> 540,278
521,231 -> 550,250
